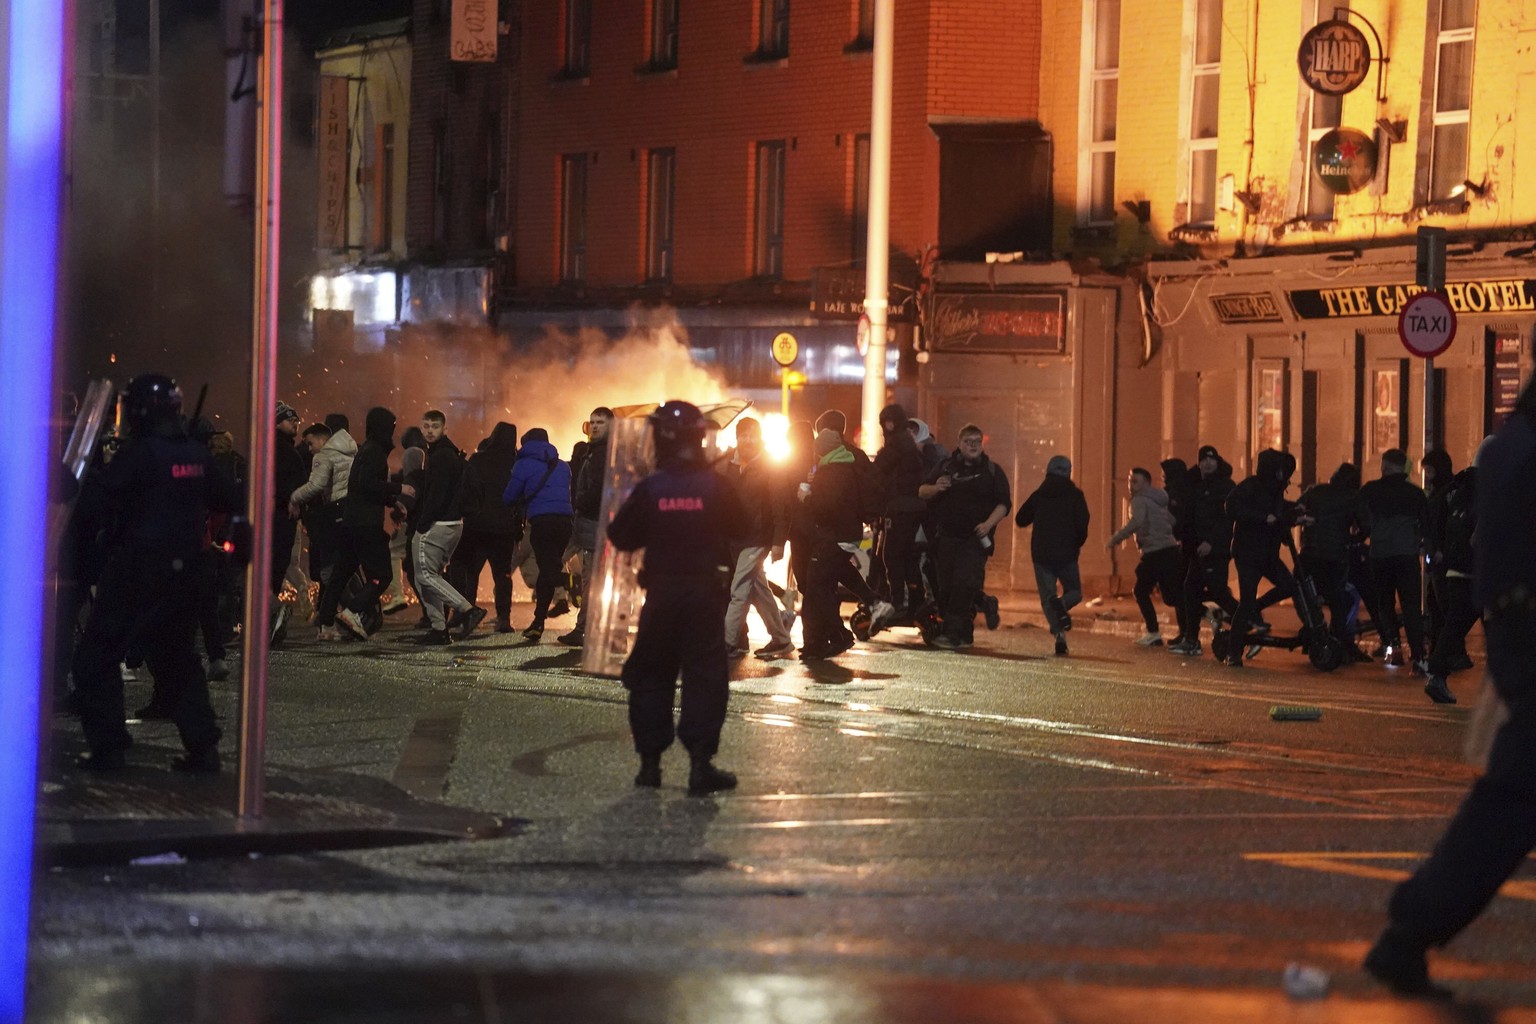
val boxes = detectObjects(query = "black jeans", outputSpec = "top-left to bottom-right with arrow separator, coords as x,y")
881,509 -> 925,611
622,577 -> 730,760
325,524 -> 394,623
1231,553 -> 1295,659
1299,552 -> 1353,642
1371,555 -> 1426,659
73,552 -> 221,757
802,539 -> 855,651
935,534 -> 987,643
1387,610 -> 1536,948
528,514 -> 574,622
1134,546 -> 1186,635
1183,551 -> 1237,638
1427,575 -> 1480,676
450,528 -> 517,620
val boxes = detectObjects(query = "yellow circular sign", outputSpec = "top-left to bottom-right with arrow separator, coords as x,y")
771,332 -> 799,367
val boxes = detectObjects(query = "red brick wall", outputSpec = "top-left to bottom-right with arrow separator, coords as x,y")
514,0 -> 1043,289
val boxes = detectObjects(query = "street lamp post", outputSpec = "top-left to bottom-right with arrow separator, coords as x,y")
859,0 -> 894,453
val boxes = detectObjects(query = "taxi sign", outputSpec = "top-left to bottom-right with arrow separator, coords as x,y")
771,331 -> 799,367
1397,291 -> 1457,358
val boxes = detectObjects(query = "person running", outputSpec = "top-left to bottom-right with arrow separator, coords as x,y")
1106,466 -> 1183,647
1015,455 -> 1089,656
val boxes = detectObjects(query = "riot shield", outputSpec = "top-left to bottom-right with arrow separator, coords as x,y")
579,404 -> 744,678
63,379 -> 115,483
580,416 -> 654,678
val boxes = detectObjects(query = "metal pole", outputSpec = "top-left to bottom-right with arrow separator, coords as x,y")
1423,356 -> 1435,464
859,0 -> 894,453
781,373 -> 789,419
149,0 -> 160,338
238,0 -> 282,821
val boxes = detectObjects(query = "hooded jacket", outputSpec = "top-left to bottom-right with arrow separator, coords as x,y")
874,406 -> 927,515
342,407 -> 403,532
1299,464 -> 1365,564
1161,458 -> 1193,545
464,422 -> 522,534
1188,456 -> 1236,556
412,435 -> 473,531
290,428 -> 357,508
572,434 -> 608,521
1227,449 -> 1297,562
807,445 -> 864,544
1108,485 -> 1178,553
274,427 -> 308,507
1359,471 -> 1428,560
503,438 -> 573,518
1015,472 -> 1090,568
1429,465 -> 1477,575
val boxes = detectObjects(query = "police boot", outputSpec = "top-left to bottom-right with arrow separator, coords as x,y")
634,753 -> 662,788
687,758 -> 737,796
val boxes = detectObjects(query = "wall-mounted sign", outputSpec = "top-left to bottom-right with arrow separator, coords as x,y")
451,0 -> 498,63
1211,292 -> 1284,324
1298,19 -> 1370,96
810,263 -> 919,322
928,292 -> 1065,354
1289,278 -> 1536,319
317,75 -> 349,250
1489,330 -> 1524,433
1313,128 -> 1378,194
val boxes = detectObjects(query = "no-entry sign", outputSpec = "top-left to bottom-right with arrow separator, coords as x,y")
1397,291 -> 1457,358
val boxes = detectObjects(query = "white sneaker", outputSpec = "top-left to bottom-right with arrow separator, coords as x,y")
870,600 -> 896,631
119,662 -> 139,682
335,608 -> 369,640
1134,632 -> 1164,647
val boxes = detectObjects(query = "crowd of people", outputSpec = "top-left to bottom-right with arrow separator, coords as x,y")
1013,436 -> 1489,703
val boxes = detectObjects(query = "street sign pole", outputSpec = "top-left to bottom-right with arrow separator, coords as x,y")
859,0 -> 893,453
1416,227 -> 1447,462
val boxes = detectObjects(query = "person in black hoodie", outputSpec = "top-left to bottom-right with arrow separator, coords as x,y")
406,409 -> 483,644
1178,445 -> 1239,656
1419,448 -> 1455,654
1160,458 -> 1194,647
561,407 -> 613,647
1298,462 -> 1368,655
1422,441 -> 1487,703
333,407 -> 412,640
452,422 -> 521,633
1359,448 -> 1430,672
270,401 -> 308,646
874,404 -> 926,622
1224,449 -> 1298,666
1015,455 -> 1089,656
800,429 -> 866,659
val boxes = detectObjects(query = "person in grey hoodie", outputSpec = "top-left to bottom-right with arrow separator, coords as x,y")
1106,467 -> 1185,646
289,413 -> 357,639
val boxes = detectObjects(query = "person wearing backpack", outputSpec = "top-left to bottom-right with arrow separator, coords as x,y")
1422,438 -> 1490,703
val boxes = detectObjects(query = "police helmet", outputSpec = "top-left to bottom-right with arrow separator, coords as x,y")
122,373 -> 183,434
649,400 -> 707,457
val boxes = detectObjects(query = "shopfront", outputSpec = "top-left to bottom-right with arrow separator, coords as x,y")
1148,244 -> 1536,486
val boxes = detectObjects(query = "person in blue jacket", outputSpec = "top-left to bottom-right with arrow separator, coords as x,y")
502,428 -> 572,639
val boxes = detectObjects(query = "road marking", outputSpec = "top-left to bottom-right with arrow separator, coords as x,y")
1243,851 -> 1536,901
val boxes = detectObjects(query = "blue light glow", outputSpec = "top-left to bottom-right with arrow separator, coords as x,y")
0,0 -> 65,1018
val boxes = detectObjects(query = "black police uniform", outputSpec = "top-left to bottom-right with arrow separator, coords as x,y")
73,408 -> 239,769
607,447 -> 745,779
1365,395 -> 1536,996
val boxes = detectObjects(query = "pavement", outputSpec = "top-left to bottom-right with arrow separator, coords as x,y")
38,588 -> 1483,868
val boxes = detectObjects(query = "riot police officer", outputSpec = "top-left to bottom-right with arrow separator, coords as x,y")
71,374 -> 239,772
607,401 -> 746,795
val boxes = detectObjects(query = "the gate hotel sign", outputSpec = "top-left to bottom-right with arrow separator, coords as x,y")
929,292 -> 1065,353
1289,278 -> 1536,319
451,0 -> 497,63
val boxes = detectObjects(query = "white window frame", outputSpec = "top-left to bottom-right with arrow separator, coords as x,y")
1078,0 -> 1120,226
1183,0 -> 1221,226
1428,1 -> 1474,201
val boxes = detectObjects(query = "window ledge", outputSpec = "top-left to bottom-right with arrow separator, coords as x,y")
843,37 -> 873,55
743,49 -> 789,67
550,68 -> 590,85
634,59 -> 678,77
1169,223 -> 1219,243
1408,197 -> 1471,220
1071,223 -> 1116,243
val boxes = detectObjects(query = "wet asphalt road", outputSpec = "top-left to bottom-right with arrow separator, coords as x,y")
30,604 -> 1536,1016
